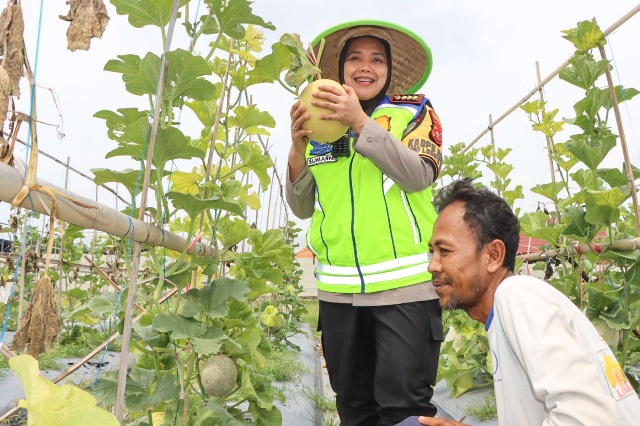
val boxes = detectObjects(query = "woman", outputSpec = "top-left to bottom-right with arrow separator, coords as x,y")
286,20 -> 443,426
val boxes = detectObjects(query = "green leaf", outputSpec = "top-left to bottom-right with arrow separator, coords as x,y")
531,181 -> 565,202
9,354 -> 119,425
249,228 -> 295,273
486,162 -> 513,180
153,373 -> 181,402
111,0 -> 188,28
597,168 -> 630,188
206,0 -> 275,39
152,313 -> 207,339
584,187 -> 630,227
281,33 -> 323,88
240,189 -> 261,210
570,168 -> 596,190
217,217 -> 250,250
561,20 -> 606,52
105,53 -> 158,96
92,168 -> 149,199
559,55 -> 608,91
182,277 -> 250,318
163,49 -> 216,103
574,87 -> 610,120
611,86 -> 640,106
169,170 -> 203,195
561,206 -> 601,243
94,108 -> 148,141
565,133 -> 617,170
167,191 -> 244,219
236,141 -> 273,191
191,326 -> 227,356
519,211 -> 564,246
247,41 -> 294,86
106,119 -> 205,168
186,91 -> 222,128
228,105 -> 276,136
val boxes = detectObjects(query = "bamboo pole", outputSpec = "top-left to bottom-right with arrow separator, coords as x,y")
535,61 -> 561,222
17,210 -> 28,328
57,157 -> 71,322
264,159 -> 277,231
114,1 -> 181,419
488,114 -> 501,197
596,27 -> 640,236
0,286 -> 179,422
0,162 -> 216,258
459,3 -> 640,155
519,237 -> 640,262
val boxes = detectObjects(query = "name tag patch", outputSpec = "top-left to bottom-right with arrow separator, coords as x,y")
307,155 -> 337,166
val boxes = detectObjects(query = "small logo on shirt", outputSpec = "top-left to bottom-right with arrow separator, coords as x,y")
598,350 -> 635,400
309,141 -> 332,155
307,155 -> 337,166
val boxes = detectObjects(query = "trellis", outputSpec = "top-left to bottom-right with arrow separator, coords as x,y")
0,0 -> 639,423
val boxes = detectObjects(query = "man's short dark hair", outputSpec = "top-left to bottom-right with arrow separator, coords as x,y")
433,178 -> 520,271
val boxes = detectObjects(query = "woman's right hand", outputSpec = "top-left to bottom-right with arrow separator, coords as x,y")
288,100 -> 312,182
290,100 -> 312,150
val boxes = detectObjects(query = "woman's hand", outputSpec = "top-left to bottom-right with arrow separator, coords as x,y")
311,83 -> 369,135
288,100 -> 312,182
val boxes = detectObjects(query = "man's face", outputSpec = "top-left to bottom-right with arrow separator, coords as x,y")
428,201 -> 490,311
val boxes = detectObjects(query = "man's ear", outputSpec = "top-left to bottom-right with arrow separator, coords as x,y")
487,239 -> 506,273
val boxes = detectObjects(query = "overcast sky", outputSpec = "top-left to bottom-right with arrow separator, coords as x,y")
6,0 -> 640,247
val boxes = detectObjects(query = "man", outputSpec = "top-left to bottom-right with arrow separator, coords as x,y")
408,179 -> 640,426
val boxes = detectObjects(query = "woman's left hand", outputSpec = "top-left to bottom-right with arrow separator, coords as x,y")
311,84 -> 369,134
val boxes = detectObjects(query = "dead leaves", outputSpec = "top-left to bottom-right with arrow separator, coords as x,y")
9,276 -> 61,359
59,0 -> 110,51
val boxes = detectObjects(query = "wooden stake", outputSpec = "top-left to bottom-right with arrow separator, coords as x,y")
596,28 -> 640,236
535,62 -> 561,222
114,1 -> 181,420
17,210 -> 28,329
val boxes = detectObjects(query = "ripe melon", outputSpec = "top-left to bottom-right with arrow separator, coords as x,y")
299,78 -> 349,143
201,354 -> 238,398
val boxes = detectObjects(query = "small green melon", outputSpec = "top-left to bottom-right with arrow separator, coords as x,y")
299,78 -> 349,143
201,354 -> 238,398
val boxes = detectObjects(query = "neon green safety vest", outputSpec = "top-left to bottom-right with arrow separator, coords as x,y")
305,96 -> 437,293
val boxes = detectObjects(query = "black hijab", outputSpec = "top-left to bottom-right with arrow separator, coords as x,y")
338,36 -> 392,116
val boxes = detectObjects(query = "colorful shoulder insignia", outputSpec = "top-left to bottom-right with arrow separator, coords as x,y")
390,94 -> 425,105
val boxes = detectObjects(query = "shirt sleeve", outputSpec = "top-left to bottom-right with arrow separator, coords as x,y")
285,164 -> 316,219
353,105 -> 441,193
496,281 -> 617,425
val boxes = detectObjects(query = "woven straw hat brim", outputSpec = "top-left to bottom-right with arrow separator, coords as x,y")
312,20 -> 432,94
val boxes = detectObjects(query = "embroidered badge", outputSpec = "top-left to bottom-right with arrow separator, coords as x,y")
309,140 -> 332,156
374,115 -> 391,131
429,109 -> 443,146
390,94 -> 425,105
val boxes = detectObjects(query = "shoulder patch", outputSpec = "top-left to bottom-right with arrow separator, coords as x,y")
390,94 -> 425,105
374,115 -> 391,131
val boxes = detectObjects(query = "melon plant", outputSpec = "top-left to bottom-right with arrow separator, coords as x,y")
254,34 -> 349,142
299,78 -> 349,143
201,354 -> 238,398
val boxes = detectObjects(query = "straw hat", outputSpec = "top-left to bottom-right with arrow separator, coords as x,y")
311,20 -> 432,94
